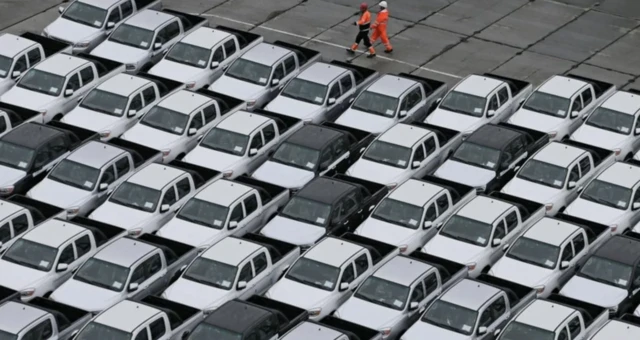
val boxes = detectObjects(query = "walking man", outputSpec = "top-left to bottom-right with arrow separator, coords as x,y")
347,3 -> 376,58
371,1 -> 392,53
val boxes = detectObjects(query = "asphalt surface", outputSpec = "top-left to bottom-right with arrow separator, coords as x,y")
3,0 -> 640,90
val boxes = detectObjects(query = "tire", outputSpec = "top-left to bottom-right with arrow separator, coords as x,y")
481,266 -> 491,274
561,135 -> 568,142
625,153 -> 634,161
558,206 -> 566,214
53,114 -> 63,121
43,292 -> 53,298
176,153 -> 186,160
140,63 -> 153,72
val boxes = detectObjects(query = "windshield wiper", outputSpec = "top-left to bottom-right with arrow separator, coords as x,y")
424,319 -> 465,334
166,56 -> 197,67
522,106 -> 561,118
110,198 -> 152,212
50,176 -> 89,190
75,275 -> 114,290
3,257 -> 41,270
578,272 -> 619,287
200,143 -> 237,155
582,194 -> 621,209
507,253 -> 547,268
440,232 -> 482,246
586,121 -> 628,134
356,293 -> 395,309
17,84 -> 55,96
287,275 -> 324,289
439,104 -> 472,116
279,212 -> 318,226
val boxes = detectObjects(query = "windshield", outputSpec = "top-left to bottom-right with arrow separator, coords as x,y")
500,322 -> 555,340
177,198 -> 229,229
507,237 -> 560,269
355,276 -> 409,310
372,198 -> 423,229
190,324 -> 242,340
165,42 -> 212,69
0,141 -> 35,170
109,24 -> 154,50
74,258 -> 130,292
581,179 -> 632,210
183,258 -> 237,290
281,78 -> 327,105
0,330 -> 16,340
286,257 -> 340,291
517,159 -> 567,189
225,59 -> 271,86
422,300 -> 478,335
49,159 -> 100,191
17,69 -> 65,96
200,128 -> 249,156
281,197 -> 332,227
109,182 -> 161,213
439,91 -> 487,117
0,56 -> 10,79
352,91 -> 399,117
271,142 -> 320,171
522,92 -> 570,118
452,142 -> 501,170
578,255 -> 632,289
586,107 -> 635,135
440,215 -> 493,247
3,239 -> 57,272
140,106 -> 189,135
80,89 -> 129,116
362,140 -> 412,168
61,1 -> 107,28
75,322 -> 131,340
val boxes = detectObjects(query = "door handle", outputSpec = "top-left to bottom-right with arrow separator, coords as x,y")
343,220 -> 349,225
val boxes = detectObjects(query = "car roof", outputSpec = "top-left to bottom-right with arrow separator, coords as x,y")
2,123 -> 64,149
34,53 -> 88,75
0,199 -> 26,219
590,320 -> 640,340
127,163 -> 187,190
205,300 -> 270,333
596,162 -> 640,188
94,300 -> 161,332
241,42 -> 291,66
297,177 -> 356,205
387,179 -> 445,207
79,0 -> 122,9
0,33 -> 37,58
202,236 -> 262,266
282,322 -> 344,340
180,27 -> 232,50
158,90 -> 214,115
521,218 -> 580,246
377,123 -> 432,148
125,10 -> 175,30
531,142 -> 587,168
456,195 -> 513,224
297,62 -> 349,85
593,234 -> 640,265
453,75 -> 504,98
466,124 -> 522,150
366,74 -> 418,98
93,237 -> 156,267
372,255 -> 432,286
194,179 -> 253,207
286,124 -> 343,150
217,110 -> 270,135
440,279 -> 501,310
601,90 -> 640,116
304,237 -> 364,267
0,301 -> 48,334
66,141 -> 127,169
96,73 -> 154,97
537,75 -> 588,99
22,219 -> 86,248
515,299 -> 575,331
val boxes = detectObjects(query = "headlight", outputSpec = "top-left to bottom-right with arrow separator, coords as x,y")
263,291 -> 271,298
222,170 -> 233,178
475,186 -> 485,193
399,244 -> 408,253
42,29 -> 49,37
533,285 -> 545,294
386,183 -> 398,190
99,130 -> 111,138
20,288 -> 36,297
75,41 -> 90,48
466,262 -> 477,271
545,203 -> 554,211
548,131 -> 558,138
128,228 -> 143,236
333,310 -> 340,318
610,224 -> 618,233
308,308 -> 322,316
246,99 -> 257,108
186,81 -> 196,89
0,186 -> 14,195
126,64 -> 136,71
380,328 -> 392,338
609,305 -> 619,313
614,148 -> 622,156
462,130 -> 473,140
161,149 -> 171,157
67,206 -> 80,217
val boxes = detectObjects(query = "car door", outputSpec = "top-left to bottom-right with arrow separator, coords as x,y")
409,143 -> 426,179
53,241 -> 77,287
19,317 -> 53,340
495,86 -> 512,120
185,110 -> 205,151
91,163 -> 117,209
77,65 -> 96,99
416,136 -> 438,176
484,296 -> 510,339
62,71 -> 84,113
489,219 -> 507,264
569,89 -> 591,132
337,191 -> 361,231
325,82 -> 343,121
227,202 -> 247,233
10,54 -> 28,80
248,122 -> 277,172
241,193 -> 262,233
558,233 -> 584,286
153,21 -> 181,62
250,251 -> 273,295
485,92 -> 500,123
399,86 -> 424,122
630,115 -> 640,155
269,62 -> 286,98
418,203 -> 439,246
130,252 -> 165,298
339,74 -> 356,110
325,136 -> 351,174
337,261 -> 357,307
566,156 -> 591,204
280,55 -> 298,90
237,260 -> 256,299
155,185 -> 179,231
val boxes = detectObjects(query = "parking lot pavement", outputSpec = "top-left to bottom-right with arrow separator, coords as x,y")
3,0 -> 640,89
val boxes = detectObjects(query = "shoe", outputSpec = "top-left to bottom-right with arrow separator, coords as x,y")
367,54 -> 377,58
384,49 -> 393,53
346,48 -> 356,53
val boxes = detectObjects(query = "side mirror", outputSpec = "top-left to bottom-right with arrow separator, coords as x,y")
11,71 -> 21,79
153,42 -> 162,51
633,202 -> 640,210
187,128 -> 197,136
494,329 -> 502,337
271,79 -> 280,86
503,243 -> 510,252
411,161 -> 421,169
70,330 -> 79,338
339,282 -> 349,291
249,148 -> 258,156
435,98 -> 442,104
423,221 -> 433,229
56,263 -> 69,272
487,110 -> 495,117
399,110 -> 408,118
58,6 -> 65,13
409,301 -> 419,310
560,261 -> 570,270
368,205 -> 375,211
210,61 -> 220,69
570,111 -> 580,118
492,238 -> 502,247
635,128 -> 640,136
106,22 -> 115,29
181,330 -> 190,340
568,181 -> 577,189
328,98 -> 336,105
477,327 -> 488,335
64,89 -> 74,97
435,222 -> 443,229
127,109 -> 137,118
98,183 -> 108,192
359,147 -> 365,153
160,204 -> 170,213
514,165 -> 521,172
179,265 -> 187,272
237,281 -> 247,290
229,221 -> 238,229
128,283 -> 139,292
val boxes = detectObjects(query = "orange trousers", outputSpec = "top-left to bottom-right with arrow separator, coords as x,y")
370,26 -> 392,51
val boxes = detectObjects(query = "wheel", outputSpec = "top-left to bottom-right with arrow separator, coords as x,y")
625,153 -> 634,161
481,266 -> 491,274
558,206 -> 566,214
43,292 -> 53,298
552,288 -> 560,294
561,135 -> 568,142
140,63 -> 153,72
53,114 -> 63,121
176,153 -> 186,160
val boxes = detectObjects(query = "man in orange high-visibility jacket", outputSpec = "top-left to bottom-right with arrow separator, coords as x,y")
370,1 -> 392,53
347,3 -> 376,58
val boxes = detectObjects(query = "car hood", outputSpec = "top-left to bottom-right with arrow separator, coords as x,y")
45,18 -> 101,44
507,109 -> 564,133
91,41 -> 149,65
491,257 -> 554,288
163,278 -> 230,310
402,321 -> 470,340
183,147 -> 241,172
423,234 -> 483,264
122,124 -> 181,150
347,159 -> 406,185
28,178 -> 90,209
565,198 -> 624,226
89,202 -> 153,230
571,125 -> 629,150
148,60 -> 204,83
501,178 -> 561,205
1,87 -> 56,110
434,161 -> 495,188
252,161 -> 315,189
260,216 -> 325,247
209,76 -> 265,102
61,107 -> 121,133
355,217 -> 416,246
0,166 -> 26,186
264,96 -> 324,120
334,109 -> 394,135
156,218 -> 222,247
336,297 -> 402,330
425,108 -> 480,132
267,278 -> 332,310
51,278 -> 122,313
560,276 -> 628,308
0,260 -> 48,290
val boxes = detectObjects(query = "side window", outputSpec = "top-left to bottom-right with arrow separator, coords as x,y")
189,112 -> 204,131
147,254 -> 162,276
410,282 -> 425,303
558,327 -> 569,340
27,48 -> 42,66
149,318 -> 166,340
579,156 -> 591,175
13,55 -> 28,73
262,124 -> 276,144
436,194 -> 449,214
402,87 -> 423,111
223,39 -> 237,57
135,331 -> 149,340
49,136 -> 67,159
67,73 -> 80,91
511,136 -> 526,157
425,203 -> 437,222
120,1 -> 133,18
505,211 -> 518,233
58,244 -> 75,264
253,252 -> 268,275
202,105 -> 217,124
115,157 -> 131,178
569,164 -> 580,182
75,235 -> 91,258
497,87 -> 509,106
582,89 -> 593,106
571,96 -> 583,113
273,63 -> 285,81
423,137 -> 436,155
283,56 -> 296,75
478,308 -> 494,328
0,223 -> 10,243
129,94 -> 143,111
101,165 -> 116,185
561,243 -> 574,262
142,87 -> 157,106
12,214 -> 29,236
424,273 -> 438,295
573,233 -> 586,254
131,264 -> 146,284
333,137 -> 348,156
412,145 -> 425,163
212,47 -> 224,62
341,264 -> 355,284
488,94 -> 499,112
244,194 -> 258,215
165,22 -> 180,41
162,187 -> 177,206
341,193 -> 358,216
176,178 -> 191,199
328,83 -> 341,100
354,254 -> 369,276
493,220 -> 506,240
250,133 -> 264,150
230,204 -> 245,223
80,66 -> 94,85
107,8 -> 122,24
23,319 -> 53,340
0,118 -> 5,134
319,148 -> 332,170
568,317 -> 581,339
340,75 -> 353,93
491,296 -> 507,317
238,262 -> 254,282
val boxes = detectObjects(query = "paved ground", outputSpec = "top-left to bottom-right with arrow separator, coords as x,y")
3,0 -> 640,90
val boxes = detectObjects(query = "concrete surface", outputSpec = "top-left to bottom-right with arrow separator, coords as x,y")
3,0 -> 640,89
